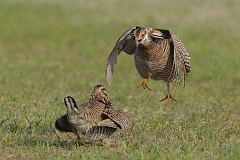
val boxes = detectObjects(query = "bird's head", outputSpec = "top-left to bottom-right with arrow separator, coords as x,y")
136,27 -> 166,47
90,84 -> 111,105
136,27 -> 153,47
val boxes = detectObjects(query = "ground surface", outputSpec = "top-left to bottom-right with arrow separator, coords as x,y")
0,0 -> 240,159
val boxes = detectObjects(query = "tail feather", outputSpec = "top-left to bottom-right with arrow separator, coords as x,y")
55,114 -> 73,132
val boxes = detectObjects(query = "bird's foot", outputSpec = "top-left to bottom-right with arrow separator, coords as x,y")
102,138 -> 120,148
160,93 -> 176,102
76,140 -> 90,148
137,79 -> 151,90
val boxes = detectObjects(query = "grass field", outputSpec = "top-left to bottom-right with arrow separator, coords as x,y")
0,0 -> 240,159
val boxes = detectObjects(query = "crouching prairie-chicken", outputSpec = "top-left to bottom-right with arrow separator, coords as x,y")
55,84 -> 131,146
106,26 -> 191,101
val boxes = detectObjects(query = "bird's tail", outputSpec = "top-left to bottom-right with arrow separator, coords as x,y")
55,114 -> 73,132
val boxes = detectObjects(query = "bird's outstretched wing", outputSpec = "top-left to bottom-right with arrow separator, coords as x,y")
106,26 -> 141,85
172,34 -> 191,87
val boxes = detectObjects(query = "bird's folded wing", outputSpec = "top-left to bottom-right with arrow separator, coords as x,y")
106,26 -> 141,85
103,107 -> 132,130
151,29 -> 172,39
86,126 -> 117,140
97,118 -> 120,128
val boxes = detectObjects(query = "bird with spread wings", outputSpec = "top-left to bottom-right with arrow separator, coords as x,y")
106,26 -> 191,101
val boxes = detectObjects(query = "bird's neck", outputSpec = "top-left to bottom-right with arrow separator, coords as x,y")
136,42 -> 158,60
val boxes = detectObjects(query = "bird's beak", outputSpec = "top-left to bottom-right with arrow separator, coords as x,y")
136,38 -> 142,46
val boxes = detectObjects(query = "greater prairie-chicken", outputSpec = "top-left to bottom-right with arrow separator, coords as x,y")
55,84 -> 131,146
106,26 -> 191,101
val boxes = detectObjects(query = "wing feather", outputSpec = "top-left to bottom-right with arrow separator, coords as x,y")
106,26 -> 141,85
97,118 -> 120,128
172,34 -> 191,87
103,106 -> 132,130
86,126 -> 117,140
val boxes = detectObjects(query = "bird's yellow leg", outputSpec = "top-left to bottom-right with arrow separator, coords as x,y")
160,93 -> 176,102
73,129 -> 88,148
160,83 -> 176,102
137,79 -> 151,90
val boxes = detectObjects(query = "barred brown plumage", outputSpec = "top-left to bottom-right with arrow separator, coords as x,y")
55,84 -> 132,146
172,34 -> 191,87
86,126 -> 117,140
103,106 -> 132,130
106,26 -> 191,101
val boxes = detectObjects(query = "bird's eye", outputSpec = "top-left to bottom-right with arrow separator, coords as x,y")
141,33 -> 145,38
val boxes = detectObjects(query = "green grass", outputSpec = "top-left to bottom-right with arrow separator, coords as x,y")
0,0 -> 240,159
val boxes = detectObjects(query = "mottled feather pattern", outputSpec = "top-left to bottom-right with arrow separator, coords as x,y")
106,26 -> 191,96
67,100 -> 107,134
172,34 -> 191,86
172,34 -> 191,74
81,100 -> 106,125
97,119 -> 120,128
134,39 -> 175,82
58,89 -> 131,142
86,126 -> 117,140
103,106 -> 132,130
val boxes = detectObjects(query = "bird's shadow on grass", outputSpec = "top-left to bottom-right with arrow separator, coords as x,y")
20,137 -> 78,150
1,117 -> 114,149
19,138 -> 100,149
0,118 -> 80,149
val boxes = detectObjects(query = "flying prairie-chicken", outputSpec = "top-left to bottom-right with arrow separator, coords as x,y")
55,85 -> 131,146
106,26 -> 191,101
